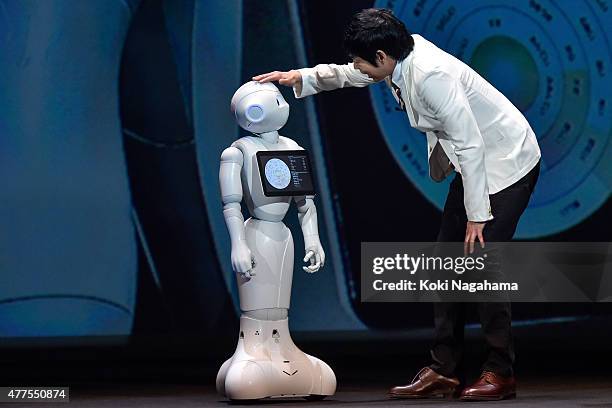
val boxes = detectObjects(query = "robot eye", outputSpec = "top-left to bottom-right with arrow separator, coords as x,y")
246,105 -> 264,122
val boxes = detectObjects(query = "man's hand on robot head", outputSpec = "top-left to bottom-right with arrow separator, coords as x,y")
252,70 -> 302,87
302,245 -> 325,273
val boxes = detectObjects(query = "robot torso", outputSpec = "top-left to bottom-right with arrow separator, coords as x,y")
232,135 -> 303,222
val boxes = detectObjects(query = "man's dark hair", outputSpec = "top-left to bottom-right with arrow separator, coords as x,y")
343,8 -> 414,66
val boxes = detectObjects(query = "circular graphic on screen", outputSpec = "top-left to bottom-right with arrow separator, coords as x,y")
372,0 -> 611,238
265,158 -> 291,189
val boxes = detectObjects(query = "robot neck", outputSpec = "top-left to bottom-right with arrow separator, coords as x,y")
258,131 -> 279,144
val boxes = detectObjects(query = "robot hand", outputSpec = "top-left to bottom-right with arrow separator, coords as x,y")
302,242 -> 325,273
231,242 -> 256,278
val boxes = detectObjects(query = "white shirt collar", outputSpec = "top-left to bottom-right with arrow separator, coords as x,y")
391,57 -> 404,86
391,35 -> 417,86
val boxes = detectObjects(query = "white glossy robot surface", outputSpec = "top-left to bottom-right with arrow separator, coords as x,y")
216,81 -> 336,401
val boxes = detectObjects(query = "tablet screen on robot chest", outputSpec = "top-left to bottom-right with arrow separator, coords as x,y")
256,150 -> 315,197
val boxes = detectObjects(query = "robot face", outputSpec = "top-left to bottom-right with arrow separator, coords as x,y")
231,81 -> 290,134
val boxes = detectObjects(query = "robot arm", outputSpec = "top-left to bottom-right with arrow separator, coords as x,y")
220,146 -> 256,278
294,195 -> 325,273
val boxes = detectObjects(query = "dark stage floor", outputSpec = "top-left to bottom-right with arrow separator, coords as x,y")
3,319 -> 612,407
5,376 -> 612,408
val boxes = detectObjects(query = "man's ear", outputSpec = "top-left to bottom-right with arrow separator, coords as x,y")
375,50 -> 387,65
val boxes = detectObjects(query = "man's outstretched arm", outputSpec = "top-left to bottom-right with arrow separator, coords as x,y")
253,63 -> 374,98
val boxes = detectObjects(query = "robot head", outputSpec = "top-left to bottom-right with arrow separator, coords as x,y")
231,81 -> 289,134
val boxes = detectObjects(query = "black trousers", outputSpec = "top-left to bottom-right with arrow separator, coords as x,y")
430,160 -> 540,378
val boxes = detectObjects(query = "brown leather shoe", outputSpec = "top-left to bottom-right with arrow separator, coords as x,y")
388,367 -> 460,399
459,371 -> 516,401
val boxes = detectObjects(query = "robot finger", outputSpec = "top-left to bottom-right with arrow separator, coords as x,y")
306,257 -> 321,272
234,260 -> 245,274
303,250 -> 314,263
239,260 -> 252,274
302,264 -> 318,273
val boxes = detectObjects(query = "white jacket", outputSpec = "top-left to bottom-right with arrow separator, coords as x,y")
294,34 -> 541,222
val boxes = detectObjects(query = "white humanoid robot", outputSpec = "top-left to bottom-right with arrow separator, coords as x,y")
216,81 -> 337,401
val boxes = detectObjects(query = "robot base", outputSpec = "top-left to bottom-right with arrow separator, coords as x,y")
216,315 -> 336,401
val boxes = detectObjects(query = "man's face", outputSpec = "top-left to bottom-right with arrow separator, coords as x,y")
353,51 -> 396,82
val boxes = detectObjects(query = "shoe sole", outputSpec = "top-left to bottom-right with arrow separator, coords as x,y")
388,393 -> 454,400
459,392 -> 516,401
388,388 -> 456,400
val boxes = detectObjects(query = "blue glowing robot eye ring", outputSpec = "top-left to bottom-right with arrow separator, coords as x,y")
245,104 -> 265,123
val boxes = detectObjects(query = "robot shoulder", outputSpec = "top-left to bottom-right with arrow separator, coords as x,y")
231,137 -> 260,157
278,136 -> 303,150
220,145 -> 243,165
